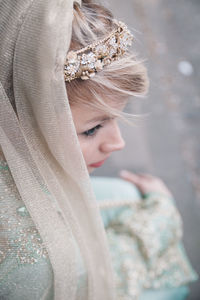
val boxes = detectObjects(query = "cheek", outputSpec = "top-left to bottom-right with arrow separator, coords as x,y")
80,143 -> 89,163
78,139 -> 96,163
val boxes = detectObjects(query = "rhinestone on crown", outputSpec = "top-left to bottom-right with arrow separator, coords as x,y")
64,20 -> 133,82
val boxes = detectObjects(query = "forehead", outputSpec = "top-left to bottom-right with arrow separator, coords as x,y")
70,98 -> 127,126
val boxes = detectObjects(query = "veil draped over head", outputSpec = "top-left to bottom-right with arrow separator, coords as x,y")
0,0 -> 116,299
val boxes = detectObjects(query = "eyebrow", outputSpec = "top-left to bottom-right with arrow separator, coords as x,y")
85,115 -> 110,124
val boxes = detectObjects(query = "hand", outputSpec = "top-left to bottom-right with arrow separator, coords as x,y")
119,170 -> 173,198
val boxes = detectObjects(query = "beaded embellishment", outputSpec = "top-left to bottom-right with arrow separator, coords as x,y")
64,20 -> 133,82
0,157 -> 48,266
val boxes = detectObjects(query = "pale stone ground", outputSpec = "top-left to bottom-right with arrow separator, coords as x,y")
93,1 -> 200,299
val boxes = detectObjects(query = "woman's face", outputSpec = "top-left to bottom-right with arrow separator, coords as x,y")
71,100 -> 126,174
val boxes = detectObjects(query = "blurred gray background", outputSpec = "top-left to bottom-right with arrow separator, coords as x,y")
94,0 -> 200,299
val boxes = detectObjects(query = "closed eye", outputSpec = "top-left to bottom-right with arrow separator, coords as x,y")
82,124 -> 103,137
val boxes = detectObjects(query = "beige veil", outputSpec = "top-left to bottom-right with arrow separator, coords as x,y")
0,0 -> 116,299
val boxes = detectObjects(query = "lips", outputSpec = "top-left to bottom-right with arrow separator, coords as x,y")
89,159 -> 107,168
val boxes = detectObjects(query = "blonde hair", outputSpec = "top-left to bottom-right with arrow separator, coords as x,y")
66,1 -> 149,121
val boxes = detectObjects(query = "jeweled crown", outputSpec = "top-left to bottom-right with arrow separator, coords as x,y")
64,20 -> 133,82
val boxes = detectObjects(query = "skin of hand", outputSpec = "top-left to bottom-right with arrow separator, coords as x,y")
119,170 -> 173,198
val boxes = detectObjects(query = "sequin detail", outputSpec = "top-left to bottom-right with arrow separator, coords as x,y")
1,154 -> 198,299
102,193 -> 198,300
0,154 -> 88,299
10,218 -> 48,265
0,157 -> 48,265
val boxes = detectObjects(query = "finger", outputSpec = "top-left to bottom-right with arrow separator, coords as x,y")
137,172 -> 155,179
120,171 -> 152,184
119,170 -> 141,183
119,171 -> 149,194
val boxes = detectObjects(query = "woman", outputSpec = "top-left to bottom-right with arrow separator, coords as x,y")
0,0 -> 197,299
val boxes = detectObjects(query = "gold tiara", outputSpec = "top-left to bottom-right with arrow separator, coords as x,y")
64,20 -> 133,82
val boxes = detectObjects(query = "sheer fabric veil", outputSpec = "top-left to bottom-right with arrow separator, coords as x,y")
0,0 -> 116,299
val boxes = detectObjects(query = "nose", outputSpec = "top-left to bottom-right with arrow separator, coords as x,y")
100,120 -> 125,154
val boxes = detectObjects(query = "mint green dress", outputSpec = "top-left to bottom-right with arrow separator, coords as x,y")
91,176 -> 198,300
0,158 -> 198,299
